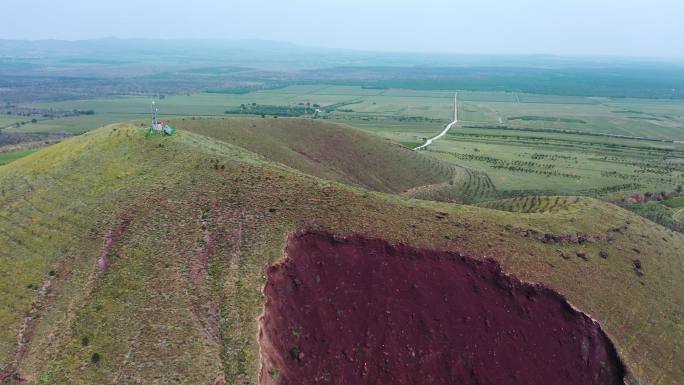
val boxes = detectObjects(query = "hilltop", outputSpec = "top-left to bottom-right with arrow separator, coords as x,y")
0,120 -> 681,384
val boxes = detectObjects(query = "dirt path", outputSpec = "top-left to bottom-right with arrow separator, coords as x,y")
415,93 -> 457,150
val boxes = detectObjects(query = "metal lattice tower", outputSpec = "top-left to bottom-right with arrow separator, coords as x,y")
151,100 -> 159,127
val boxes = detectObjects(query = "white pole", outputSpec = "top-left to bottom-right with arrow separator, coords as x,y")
454,92 -> 458,122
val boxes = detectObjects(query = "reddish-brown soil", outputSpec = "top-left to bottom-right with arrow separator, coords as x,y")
96,220 -> 128,273
259,232 -> 626,385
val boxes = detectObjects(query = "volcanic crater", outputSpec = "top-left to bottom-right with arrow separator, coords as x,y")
259,232 -> 626,385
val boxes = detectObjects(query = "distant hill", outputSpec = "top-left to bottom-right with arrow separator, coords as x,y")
3,39 -> 684,103
0,38 -> 305,61
0,121 -> 681,384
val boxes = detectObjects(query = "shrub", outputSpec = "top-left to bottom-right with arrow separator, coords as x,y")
289,346 -> 301,360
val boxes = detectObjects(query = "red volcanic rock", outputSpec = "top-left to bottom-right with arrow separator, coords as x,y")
96,221 -> 128,273
259,232 -> 626,385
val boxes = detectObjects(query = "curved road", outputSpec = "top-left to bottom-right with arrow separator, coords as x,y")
415,93 -> 458,151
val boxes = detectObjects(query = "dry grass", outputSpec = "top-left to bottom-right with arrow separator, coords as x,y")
171,117 -> 456,193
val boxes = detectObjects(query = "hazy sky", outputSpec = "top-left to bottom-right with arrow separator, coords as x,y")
2,0 -> 683,57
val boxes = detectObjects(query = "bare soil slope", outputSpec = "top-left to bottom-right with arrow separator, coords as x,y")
260,232 -> 626,385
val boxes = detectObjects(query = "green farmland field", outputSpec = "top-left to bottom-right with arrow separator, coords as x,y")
10,85 -> 684,204
662,196 -> 684,208
0,148 -> 39,165
18,86 -> 684,139
0,115 -> 31,129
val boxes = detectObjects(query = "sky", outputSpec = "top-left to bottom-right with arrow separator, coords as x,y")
1,0 -> 683,58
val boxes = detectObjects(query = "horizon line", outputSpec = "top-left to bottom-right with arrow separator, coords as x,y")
1,37 -> 683,62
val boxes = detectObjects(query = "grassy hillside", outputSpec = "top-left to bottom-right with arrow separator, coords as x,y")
621,201 -> 684,234
170,117 -> 456,193
476,196 -> 582,213
402,168 -> 497,204
0,122 -> 681,384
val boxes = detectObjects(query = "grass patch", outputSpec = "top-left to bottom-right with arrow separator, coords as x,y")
662,196 -> 684,208
0,148 -> 39,165
509,115 -> 587,124
398,140 -> 421,149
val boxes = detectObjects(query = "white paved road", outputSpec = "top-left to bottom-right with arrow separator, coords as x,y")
415,93 -> 458,150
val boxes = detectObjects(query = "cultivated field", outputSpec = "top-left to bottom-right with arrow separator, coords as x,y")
0,149 -> 38,166
5,85 -> 684,229
17,85 -> 684,139
0,116 -> 30,129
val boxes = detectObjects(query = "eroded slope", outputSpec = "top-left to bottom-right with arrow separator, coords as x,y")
260,232 -> 625,385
